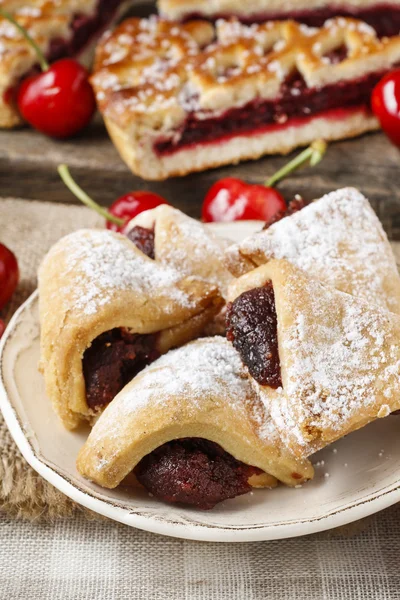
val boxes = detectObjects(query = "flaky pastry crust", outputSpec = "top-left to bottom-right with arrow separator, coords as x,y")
228,259 -> 400,458
126,205 -> 233,297
38,229 -> 223,429
226,187 -> 400,315
77,337 -> 314,488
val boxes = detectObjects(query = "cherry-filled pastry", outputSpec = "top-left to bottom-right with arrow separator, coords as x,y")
0,0 -> 133,128
77,337 -> 314,509
158,0 -> 400,38
226,259 -> 400,458
39,186 -> 400,510
38,228 -> 223,429
92,16 -> 400,180
226,187 -> 400,315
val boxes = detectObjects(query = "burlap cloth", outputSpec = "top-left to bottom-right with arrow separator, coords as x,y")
1,197 -> 102,520
2,196 -> 400,600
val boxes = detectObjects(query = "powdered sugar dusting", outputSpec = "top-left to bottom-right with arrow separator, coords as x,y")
87,338 -> 282,451
157,207 -> 232,294
237,188 -> 400,313
270,272 -> 400,455
45,229 -> 197,316
127,205 -> 231,295
92,14 -> 400,131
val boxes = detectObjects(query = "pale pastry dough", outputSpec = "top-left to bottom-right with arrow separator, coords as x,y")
38,229 -> 223,429
226,188 -> 400,315
158,0 -> 400,21
228,259 -> 400,458
126,205 -> 233,298
77,337 -> 314,489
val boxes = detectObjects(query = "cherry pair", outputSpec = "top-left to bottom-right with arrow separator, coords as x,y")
58,140 -> 327,232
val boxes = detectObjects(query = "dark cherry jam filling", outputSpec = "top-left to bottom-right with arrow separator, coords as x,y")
226,283 -> 282,388
263,196 -> 307,230
83,328 -> 160,410
126,226 -> 155,259
182,4 -> 400,38
154,67 -> 390,156
134,438 -> 261,509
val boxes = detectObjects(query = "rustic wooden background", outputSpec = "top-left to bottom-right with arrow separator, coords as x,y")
0,0 -> 399,238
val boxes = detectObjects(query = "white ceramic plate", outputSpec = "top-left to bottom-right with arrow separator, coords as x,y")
1,221 -> 400,542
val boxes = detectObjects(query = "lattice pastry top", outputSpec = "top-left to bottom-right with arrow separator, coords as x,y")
92,16 -> 400,131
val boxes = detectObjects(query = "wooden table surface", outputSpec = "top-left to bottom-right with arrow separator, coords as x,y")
0,122 -> 399,238
0,0 -> 398,238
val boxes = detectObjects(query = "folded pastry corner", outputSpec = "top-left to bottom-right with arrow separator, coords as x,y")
226,187 -> 400,315
39,229 -> 223,429
227,258 -> 400,458
126,204 -> 233,298
92,17 -> 399,179
77,337 -> 314,508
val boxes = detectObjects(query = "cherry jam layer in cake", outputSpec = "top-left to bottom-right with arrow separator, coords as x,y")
93,17 -> 400,179
154,68 -> 386,156
176,4 -> 400,38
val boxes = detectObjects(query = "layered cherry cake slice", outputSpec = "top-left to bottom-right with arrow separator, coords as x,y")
92,16 -> 400,180
0,0 -> 133,127
158,0 -> 400,38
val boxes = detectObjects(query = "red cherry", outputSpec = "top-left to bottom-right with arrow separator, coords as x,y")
17,58 -> 96,138
0,243 -> 19,310
202,177 -> 286,223
107,192 -> 170,233
0,319 -> 5,339
372,69 -> 400,146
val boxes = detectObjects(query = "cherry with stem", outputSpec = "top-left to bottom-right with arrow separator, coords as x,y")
202,140 -> 327,223
0,9 -> 96,138
58,165 -> 169,233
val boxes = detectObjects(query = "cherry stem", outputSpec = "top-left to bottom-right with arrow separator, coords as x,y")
58,164 -> 124,227
0,9 -> 50,72
265,139 -> 327,188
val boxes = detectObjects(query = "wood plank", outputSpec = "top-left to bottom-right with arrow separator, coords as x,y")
0,123 -> 399,236
0,0 -> 399,237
